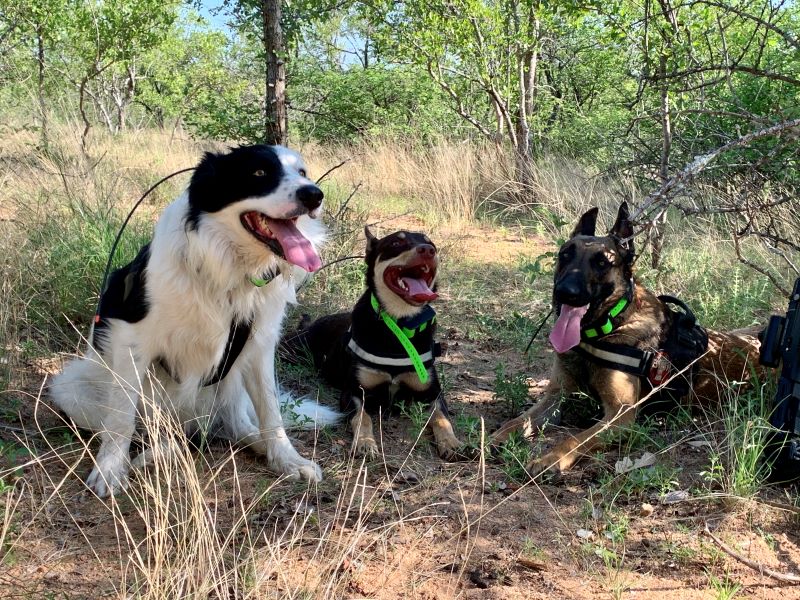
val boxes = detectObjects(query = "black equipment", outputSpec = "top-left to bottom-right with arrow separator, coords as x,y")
760,276 -> 800,483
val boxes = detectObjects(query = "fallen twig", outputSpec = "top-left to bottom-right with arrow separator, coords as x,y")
703,522 -> 800,584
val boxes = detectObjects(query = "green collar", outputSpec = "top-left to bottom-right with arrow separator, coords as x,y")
581,281 -> 634,340
250,269 -> 280,287
370,293 -> 432,384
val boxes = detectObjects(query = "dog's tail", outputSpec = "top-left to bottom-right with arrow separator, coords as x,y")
279,390 -> 342,429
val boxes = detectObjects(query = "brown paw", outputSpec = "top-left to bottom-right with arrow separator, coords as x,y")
353,436 -> 378,459
436,435 -> 466,461
527,452 -> 563,479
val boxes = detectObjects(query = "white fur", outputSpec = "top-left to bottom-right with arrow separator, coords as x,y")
50,146 -> 340,497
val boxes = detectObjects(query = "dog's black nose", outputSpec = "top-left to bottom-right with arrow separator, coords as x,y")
296,185 -> 324,210
416,244 -> 436,257
554,276 -> 587,306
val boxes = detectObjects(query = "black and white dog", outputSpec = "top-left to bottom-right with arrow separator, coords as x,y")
283,228 -> 463,460
50,145 -> 340,497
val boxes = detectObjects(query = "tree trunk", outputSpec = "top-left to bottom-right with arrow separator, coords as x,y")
262,0 -> 287,146
35,24 -> 48,151
652,53 -> 671,269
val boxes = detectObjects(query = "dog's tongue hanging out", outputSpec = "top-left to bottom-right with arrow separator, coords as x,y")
549,304 -> 589,353
267,218 -> 322,272
402,275 -> 438,303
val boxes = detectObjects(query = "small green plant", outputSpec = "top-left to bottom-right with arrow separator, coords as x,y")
520,250 -> 556,284
706,570 -> 742,600
497,431 -> 532,482
493,362 -> 529,416
660,540 -> 698,566
401,401 -> 430,443
599,418 -> 663,454
598,463 -> 680,502
520,537 -> 546,561
455,411 -> 487,455
704,380 -> 773,498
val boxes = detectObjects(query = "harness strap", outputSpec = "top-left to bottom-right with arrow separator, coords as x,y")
204,319 -> 253,386
573,340 -> 654,377
369,294 -> 431,384
347,338 -> 434,367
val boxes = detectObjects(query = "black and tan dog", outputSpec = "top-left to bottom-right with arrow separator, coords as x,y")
286,227 -> 463,459
492,202 -> 762,476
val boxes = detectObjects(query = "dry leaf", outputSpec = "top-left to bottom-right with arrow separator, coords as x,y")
615,451 -> 657,474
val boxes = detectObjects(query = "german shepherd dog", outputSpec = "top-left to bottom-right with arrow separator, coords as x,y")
491,202 -> 761,477
284,227 -> 463,459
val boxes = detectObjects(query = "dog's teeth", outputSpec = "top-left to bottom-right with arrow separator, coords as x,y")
398,279 -> 407,290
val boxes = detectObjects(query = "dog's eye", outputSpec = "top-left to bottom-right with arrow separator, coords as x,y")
595,256 -> 610,269
298,168 -> 307,177
254,169 -> 266,177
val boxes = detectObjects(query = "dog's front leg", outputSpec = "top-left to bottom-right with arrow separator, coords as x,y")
87,346 -> 147,498
490,360 -> 577,445
349,395 -> 379,458
528,370 -> 639,477
243,345 -> 322,482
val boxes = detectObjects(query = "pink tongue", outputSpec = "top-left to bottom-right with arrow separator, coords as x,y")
265,218 -> 322,272
549,304 -> 589,353
401,276 -> 438,303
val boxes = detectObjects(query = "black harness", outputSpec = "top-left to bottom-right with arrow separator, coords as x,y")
573,293 -> 709,404
346,293 -> 440,379
94,247 -> 278,387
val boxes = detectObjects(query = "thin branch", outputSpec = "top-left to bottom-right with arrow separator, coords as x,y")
733,228 -> 790,296
703,523 -> 800,584
316,157 -> 354,184
630,117 -> 800,223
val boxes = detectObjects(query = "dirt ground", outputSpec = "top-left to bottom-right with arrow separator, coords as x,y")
2,222 -> 800,599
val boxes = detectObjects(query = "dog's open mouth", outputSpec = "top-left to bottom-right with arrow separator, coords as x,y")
240,212 -> 322,272
383,257 -> 438,305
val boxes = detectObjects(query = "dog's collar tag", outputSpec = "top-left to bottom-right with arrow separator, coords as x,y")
370,294 -> 430,384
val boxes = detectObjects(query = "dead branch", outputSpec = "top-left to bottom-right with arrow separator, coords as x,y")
703,522 -> 800,584
316,156 -> 354,184
733,229 -> 790,296
630,117 -> 800,223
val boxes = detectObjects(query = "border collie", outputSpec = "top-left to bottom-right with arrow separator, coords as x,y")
283,228 -> 463,459
50,145 -> 340,497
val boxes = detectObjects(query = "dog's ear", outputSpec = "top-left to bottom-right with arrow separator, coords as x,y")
609,202 -> 634,260
364,226 -> 377,254
571,207 -> 599,237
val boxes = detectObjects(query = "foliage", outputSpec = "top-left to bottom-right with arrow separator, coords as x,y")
492,362 -> 529,416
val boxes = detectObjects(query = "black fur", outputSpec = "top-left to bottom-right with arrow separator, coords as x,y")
284,230 -> 444,416
186,145 -> 289,230
93,243 -> 151,354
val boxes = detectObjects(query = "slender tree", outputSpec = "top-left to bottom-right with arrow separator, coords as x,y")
263,0 -> 286,144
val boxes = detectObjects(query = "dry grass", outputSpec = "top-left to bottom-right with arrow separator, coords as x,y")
0,126 -> 797,599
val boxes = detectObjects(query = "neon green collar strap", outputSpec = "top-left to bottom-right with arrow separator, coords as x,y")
370,294 -> 430,384
250,269 -> 280,287
581,281 -> 635,340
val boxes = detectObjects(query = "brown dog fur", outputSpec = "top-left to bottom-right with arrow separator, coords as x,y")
491,203 -> 762,477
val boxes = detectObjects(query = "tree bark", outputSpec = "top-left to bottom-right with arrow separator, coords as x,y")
262,0 -> 287,146
652,53 -> 671,269
35,24 -> 48,150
